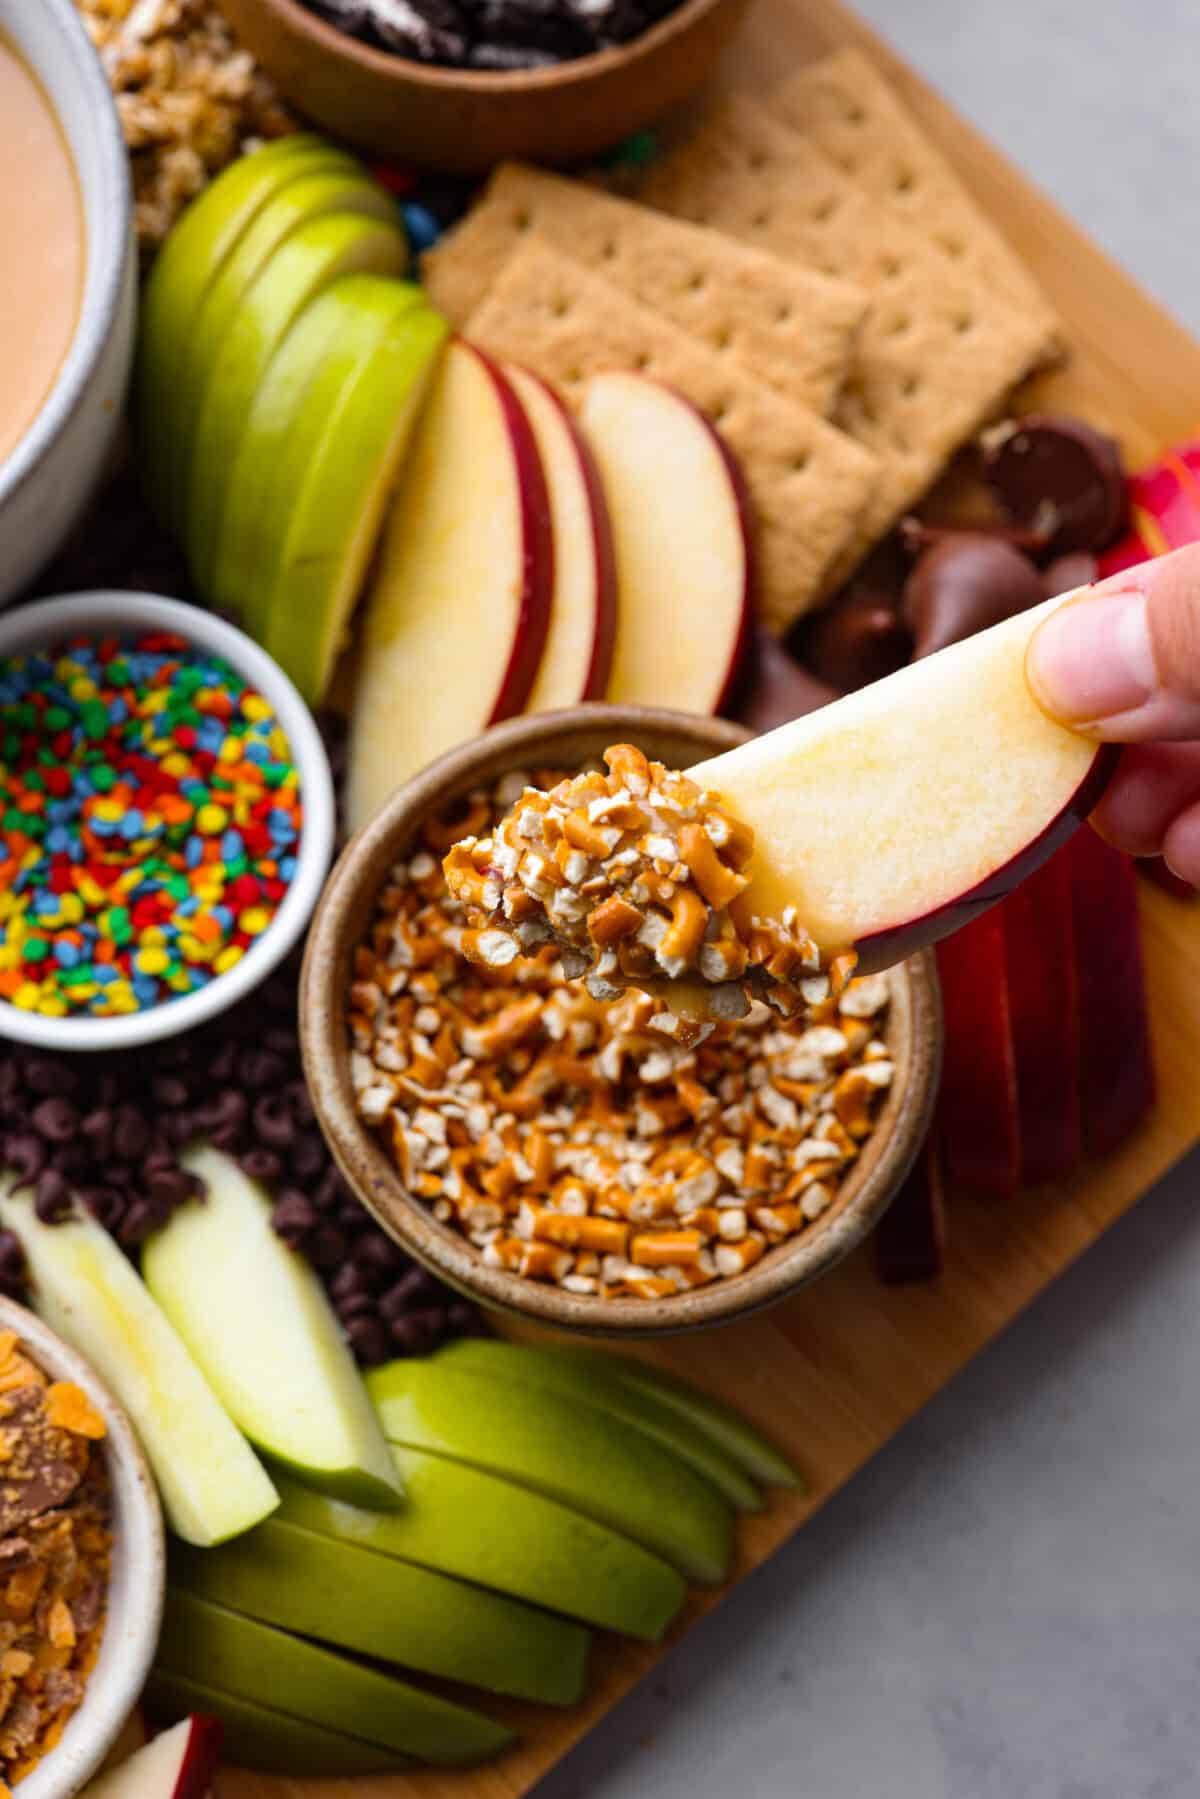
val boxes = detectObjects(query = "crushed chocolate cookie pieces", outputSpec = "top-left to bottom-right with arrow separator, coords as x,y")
0,1335 -> 110,1786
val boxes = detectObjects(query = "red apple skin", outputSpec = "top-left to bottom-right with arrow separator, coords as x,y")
935,909 -> 1021,1198
658,381 -> 756,715
1002,846 -> 1082,1185
852,743 -> 1121,976
1068,826 -> 1155,1158
876,1134 -> 945,1282
462,342 -> 555,724
510,367 -> 617,702
173,1715 -> 224,1799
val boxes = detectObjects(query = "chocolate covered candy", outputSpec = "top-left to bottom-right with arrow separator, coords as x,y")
903,536 -> 1045,660
733,627 -> 836,734
985,414 -> 1128,555
1041,550 -> 1098,598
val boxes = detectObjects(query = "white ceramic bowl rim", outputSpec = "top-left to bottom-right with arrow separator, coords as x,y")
0,1298 -> 164,1799
0,0 -> 131,512
0,591 -> 336,1052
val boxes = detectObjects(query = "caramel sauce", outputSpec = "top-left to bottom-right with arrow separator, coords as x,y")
0,35 -> 85,467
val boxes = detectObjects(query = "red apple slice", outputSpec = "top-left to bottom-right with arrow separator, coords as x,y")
1002,847 -> 1082,1185
579,372 -> 753,714
503,366 -> 616,711
876,1135 -> 945,1282
692,591 -> 1118,973
1067,826 -> 1155,1157
935,909 -> 1020,1198
81,1716 -> 223,1799
346,340 -> 553,829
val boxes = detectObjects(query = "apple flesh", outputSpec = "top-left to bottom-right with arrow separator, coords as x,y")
146,1674 -> 407,1777
504,366 -> 616,710
692,591 -> 1118,974
260,293 -> 449,703
135,135 -> 351,530
183,209 -> 408,591
98,1710 -> 149,1775
560,1350 -> 802,1489
0,1181 -> 278,1545
1002,847 -> 1082,1184
579,372 -> 752,714
80,1715 -> 223,1799
368,1355 -> 733,1584
142,1146 -> 401,1511
157,1587 -> 514,1766
168,1513 -> 589,1706
346,340 -> 553,829
934,909 -> 1021,1197
438,1337 -> 760,1510
1067,826 -> 1155,1157
273,1454 -> 686,1641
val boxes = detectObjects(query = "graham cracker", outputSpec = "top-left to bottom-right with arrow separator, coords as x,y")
462,237 -> 880,629
422,163 -> 868,419
768,49 -> 1061,355
639,96 -> 1054,584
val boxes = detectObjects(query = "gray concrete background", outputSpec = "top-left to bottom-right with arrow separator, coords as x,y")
531,6 -> 1200,1795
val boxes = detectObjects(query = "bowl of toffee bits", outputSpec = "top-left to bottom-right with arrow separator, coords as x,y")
300,706 -> 943,1338
214,0 -> 754,172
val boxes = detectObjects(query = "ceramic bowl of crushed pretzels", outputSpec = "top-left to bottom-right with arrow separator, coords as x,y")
0,1299 -> 163,1799
302,706 -> 941,1335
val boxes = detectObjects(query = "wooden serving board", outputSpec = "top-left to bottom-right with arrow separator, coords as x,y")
218,1 -> 1200,1794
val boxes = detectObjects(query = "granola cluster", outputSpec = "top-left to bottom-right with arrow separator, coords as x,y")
444,744 -> 855,1025
349,769 -> 893,1299
76,0 -> 296,261
0,1334 -> 109,1790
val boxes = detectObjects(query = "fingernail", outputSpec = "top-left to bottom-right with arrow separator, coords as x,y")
1026,586 -> 1158,723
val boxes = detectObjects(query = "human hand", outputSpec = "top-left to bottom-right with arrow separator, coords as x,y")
1026,543 -> 1200,883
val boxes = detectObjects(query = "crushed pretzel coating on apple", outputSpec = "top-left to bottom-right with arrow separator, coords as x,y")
443,743 -> 855,1026
348,768 -> 894,1300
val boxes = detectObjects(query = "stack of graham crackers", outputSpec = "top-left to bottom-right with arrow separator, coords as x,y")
423,47 -> 1060,635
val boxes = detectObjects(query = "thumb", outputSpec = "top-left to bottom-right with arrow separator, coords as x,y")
1025,542 -> 1200,741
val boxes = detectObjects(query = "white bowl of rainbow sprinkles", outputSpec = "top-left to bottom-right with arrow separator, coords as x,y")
0,590 -> 335,1052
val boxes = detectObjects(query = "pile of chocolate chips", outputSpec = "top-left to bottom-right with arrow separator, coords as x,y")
0,954 -> 486,1364
736,414 -> 1129,733
304,0 -> 679,70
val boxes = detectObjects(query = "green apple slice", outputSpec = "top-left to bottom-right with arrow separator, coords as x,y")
141,1146 -> 401,1511
146,1673 -> 411,1777
0,1180 -> 277,1546
211,277 -> 391,639
272,1452 -> 686,1641
135,135 -> 352,529
184,207 -> 407,590
436,1338 -> 761,1511
258,293 -> 449,702
164,161 -> 400,536
368,1357 -> 733,1584
566,1349 -> 802,1488
158,1589 -> 514,1767
169,1515 -> 589,1707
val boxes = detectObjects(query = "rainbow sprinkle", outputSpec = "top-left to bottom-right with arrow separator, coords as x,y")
0,631 -> 302,1019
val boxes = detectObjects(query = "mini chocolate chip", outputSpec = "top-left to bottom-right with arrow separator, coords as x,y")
34,1169 -> 72,1224
26,1058 -> 75,1098
351,1234 -> 406,1279
112,1106 -> 150,1162
253,1094 -> 295,1150
330,1264 -> 365,1302
345,1316 -> 392,1366
209,1044 -> 238,1084
271,1192 -> 318,1244
903,537 -> 1046,659
4,1135 -> 47,1184
151,1077 -> 190,1109
286,1081 -> 316,1127
30,1099 -> 80,1143
287,1135 -> 325,1180
984,414 -> 1128,555
307,1225 -> 347,1269
238,1050 -> 288,1091
239,1147 -> 283,1184
381,1267 -> 441,1318
79,1187 -> 125,1231
117,1201 -> 156,1247
49,1142 -> 89,1179
388,1307 -> 448,1353
81,1109 -> 114,1156
334,1289 -> 376,1321
0,1232 -> 26,1284
264,1025 -> 299,1055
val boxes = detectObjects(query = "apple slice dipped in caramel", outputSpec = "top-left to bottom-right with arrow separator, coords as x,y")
445,589 -> 1116,1020
579,373 -> 753,714
346,340 -> 553,830
504,366 -> 617,711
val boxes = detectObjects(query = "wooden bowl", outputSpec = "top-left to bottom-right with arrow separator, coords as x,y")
215,0 -> 753,173
301,706 -> 943,1336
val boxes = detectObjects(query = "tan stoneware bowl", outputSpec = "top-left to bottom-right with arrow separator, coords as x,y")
215,0 -> 753,173
301,706 -> 942,1336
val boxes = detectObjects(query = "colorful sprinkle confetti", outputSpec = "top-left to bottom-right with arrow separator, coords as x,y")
0,631 -> 302,1019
